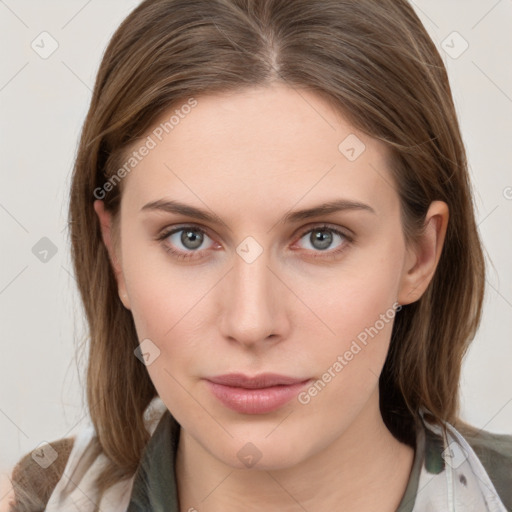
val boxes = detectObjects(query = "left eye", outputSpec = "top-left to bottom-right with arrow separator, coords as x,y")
295,226 -> 347,252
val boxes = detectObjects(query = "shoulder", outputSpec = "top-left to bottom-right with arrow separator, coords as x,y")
461,426 -> 512,509
3,398 -> 168,511
3,437 -> 75,511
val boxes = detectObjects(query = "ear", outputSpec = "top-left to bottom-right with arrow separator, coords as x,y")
93,200 -> 131,310
397,200 -> 449,306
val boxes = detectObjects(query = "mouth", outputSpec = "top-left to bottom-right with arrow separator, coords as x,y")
204,373 -> 312,414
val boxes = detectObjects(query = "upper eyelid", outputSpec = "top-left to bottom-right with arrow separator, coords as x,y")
158,222 -> 349,237
158,224 -> 208,237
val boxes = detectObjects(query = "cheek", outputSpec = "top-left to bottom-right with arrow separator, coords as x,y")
120,241 -> 215,381
119,226 -> 199,333
292,260 -> 402,432
289,240 -> 404,406
297,238 -> 403,345
122,257 -> 209,414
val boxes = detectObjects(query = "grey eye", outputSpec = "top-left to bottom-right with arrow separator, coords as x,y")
310,229 -> 333,250
167,228 -> 212,251
298,228 -> 345,252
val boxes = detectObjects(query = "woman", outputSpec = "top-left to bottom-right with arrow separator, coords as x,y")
3,0 -> 511,510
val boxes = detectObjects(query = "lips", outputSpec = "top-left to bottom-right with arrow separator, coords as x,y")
204,373 -> 311,414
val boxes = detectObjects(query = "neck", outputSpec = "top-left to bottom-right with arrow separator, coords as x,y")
175,391 -> 414,512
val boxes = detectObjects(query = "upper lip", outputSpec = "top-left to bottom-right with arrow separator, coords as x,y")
206,373 -> 310,389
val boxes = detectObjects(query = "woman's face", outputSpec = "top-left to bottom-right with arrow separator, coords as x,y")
96,83 -> 442,469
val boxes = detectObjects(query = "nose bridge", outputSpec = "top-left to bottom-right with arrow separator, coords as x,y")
219,241 -> 284,346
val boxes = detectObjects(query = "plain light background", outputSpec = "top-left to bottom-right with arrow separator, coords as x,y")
0,0 -> 511,473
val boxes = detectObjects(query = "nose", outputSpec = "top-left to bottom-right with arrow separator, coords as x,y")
217,245 -> 289,349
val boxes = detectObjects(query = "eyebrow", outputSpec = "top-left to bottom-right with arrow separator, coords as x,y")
140,198 -> 376,225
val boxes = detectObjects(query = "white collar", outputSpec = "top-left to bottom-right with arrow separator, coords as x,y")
410,409 -> 508,511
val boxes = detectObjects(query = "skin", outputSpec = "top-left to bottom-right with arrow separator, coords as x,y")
94,83 -> 449,512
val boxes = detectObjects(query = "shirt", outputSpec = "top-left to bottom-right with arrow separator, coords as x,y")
42,397 -> 511,511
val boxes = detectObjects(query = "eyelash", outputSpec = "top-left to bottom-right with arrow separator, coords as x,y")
156,224 -> 353,262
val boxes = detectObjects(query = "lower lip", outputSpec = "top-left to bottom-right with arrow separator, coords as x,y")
205,380 -> 311,414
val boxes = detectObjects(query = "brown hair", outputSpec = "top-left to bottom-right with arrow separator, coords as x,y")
64,0 -> 485,506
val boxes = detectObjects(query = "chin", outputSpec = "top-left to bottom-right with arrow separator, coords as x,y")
220,445 -> 309,471
200,427 -> 317,471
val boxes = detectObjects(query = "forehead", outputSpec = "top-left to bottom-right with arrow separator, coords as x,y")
119,84 -> 397,219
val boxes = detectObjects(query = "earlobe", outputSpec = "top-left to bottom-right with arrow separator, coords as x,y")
398,201 -> 449,306
93,200 -> 131,309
